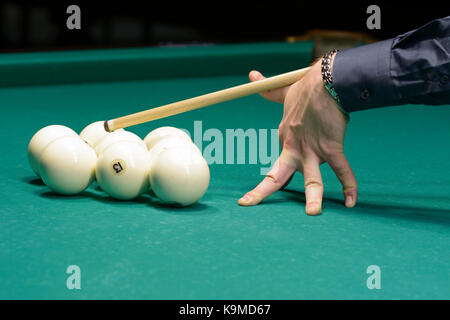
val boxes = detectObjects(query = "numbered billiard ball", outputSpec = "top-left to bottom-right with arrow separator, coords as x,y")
150,145 -> 210,206
144,126 -> 192,150
95,130 -> 146,155
79,120 -> 123,148
96,140 -> 151,200
28,124 -> 79,177
39,135 -> 97,195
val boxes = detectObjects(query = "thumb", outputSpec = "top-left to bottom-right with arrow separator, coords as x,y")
249,70 -> 290,104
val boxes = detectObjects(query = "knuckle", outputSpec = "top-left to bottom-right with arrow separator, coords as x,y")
317,140 -> 335,158
283,135 -> 298,151
304,178 -> 323,189
278,121 -> 286,133
335,166 -> 350,179
265,174 -> 283,187
344,182 -> 358,192
278,131 -> 285,144
288,121 -> 304,133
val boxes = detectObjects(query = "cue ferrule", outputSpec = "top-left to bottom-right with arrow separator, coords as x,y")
104,120 -> 112,132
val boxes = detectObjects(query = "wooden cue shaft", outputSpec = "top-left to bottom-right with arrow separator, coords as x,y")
105,67 -> 310,131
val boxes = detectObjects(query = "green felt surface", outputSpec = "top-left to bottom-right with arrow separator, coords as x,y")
0,41 -> 313,87
0,43 -> 449,300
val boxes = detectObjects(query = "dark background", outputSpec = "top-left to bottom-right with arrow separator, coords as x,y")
0,1 -> 448,52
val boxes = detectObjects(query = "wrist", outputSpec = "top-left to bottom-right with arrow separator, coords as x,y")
321,50 -> 349,119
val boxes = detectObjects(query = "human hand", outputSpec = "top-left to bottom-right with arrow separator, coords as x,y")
238,56 -> 358,215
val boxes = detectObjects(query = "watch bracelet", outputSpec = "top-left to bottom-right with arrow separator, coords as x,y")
321,50 -> 350,119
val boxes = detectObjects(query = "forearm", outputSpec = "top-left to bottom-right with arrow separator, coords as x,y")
332,16 -> 450,113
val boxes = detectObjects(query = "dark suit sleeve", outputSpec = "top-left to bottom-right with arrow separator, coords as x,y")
332,16 -> 450,113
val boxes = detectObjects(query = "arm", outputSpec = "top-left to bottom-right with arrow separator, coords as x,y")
334,16 -> 450,112
238,16 -> 450,215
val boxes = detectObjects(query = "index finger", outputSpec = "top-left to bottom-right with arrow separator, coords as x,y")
238,152 -> 296,206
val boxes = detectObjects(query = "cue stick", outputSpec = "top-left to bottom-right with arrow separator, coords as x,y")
104,66 -> 311,131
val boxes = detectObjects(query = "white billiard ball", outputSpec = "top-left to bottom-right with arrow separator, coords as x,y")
79,121 -> 123,147
39,136 -> 97,195
149,135 -> 200,168
96,140 -> 151,200
150,145 -> 210,206
147,136 -> 200,191
28,124 -> 79,177
95,130 -> 146,155
144,126 -> 191,150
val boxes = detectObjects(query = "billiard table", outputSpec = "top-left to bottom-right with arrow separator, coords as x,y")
0,41 -> 449,299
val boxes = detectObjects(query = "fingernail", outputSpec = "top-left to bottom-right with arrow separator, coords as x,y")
345,195 -> 353,207
306,202 -> 321,215
238,194 -> 252,205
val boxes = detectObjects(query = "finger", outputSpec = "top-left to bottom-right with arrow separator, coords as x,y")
327,153 -> 358,208
238,156 -> 296,206
280,172 -> 294,190
302,159 -> 324,215
249,70 -> 290,104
